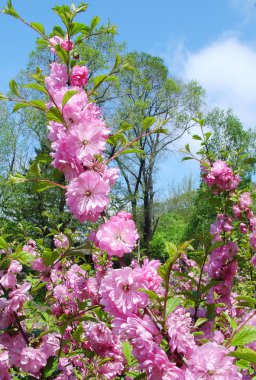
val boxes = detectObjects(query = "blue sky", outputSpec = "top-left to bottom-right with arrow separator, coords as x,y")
1,0 -> 256,195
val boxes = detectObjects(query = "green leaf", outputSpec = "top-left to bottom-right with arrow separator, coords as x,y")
90,16 -> 100,30
27,161 -> 41,178
222,312 -> 238,332
70,22 -> 89,36
0,237 -> 9,252
24,83 -> 48,95
29,100 -> 46,111
62,90 -> 78,107
138,289 -> 160,301
166,297 -> 181,317
42,356 -> 59,378
229,348 -> 256,364
10,251 -> 34,265
114,54 -> 122,69
133,374 -> 146,380
158,257 -> 173,281
142,117 -> 155,131
13,102 -> 30,112
194,318 -> 208,328
9,79 -> 20,96
204,132 -> 212,141
73,324 -> 83,343
119,148 -> 145,156
185,143 -> 191,153
31,182 -> 55,193
201,280 -> 222,294
2,1 -> 20,18
54,44 -> 69,64
192,134 -> 202,140
42,248 -> 59,266
173,271 -> 198,286
30,22 -> 45,35
36,38 -> 50,48
52,5 -> 71,28
242,157 -> 256,165
50,25 -> 65,37
36,153 -> 52,164
46,107 -> 65,124
9,173 -> 26,184
0,92 -> 7,101
93,74 -> 108,89
122,341 -> 133,366
182,156 -> 193,161
229,325 -> 256,347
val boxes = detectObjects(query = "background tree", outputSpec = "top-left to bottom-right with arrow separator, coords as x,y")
109,51 -> 204,251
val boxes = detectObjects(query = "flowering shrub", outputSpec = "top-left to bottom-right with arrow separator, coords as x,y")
0,2 -> 256,379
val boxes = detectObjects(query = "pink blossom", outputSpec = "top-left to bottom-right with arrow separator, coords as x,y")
47,121 -> 65,142
84,322 -> 115,355
23,239 -> 37,255
32,258 -> 47,272
0,344 -> 10,380
8,260 -> 22,274
233,204 -> 242,218
20,347 -> 47,375
210,214 -> 233,242
0,272 -> 17,289
54,233 -> 69,249
99,267 -> 148,316
96,214 -> 139,257
53,284 -> 69,303
49,35 -> 63,54
239,192 -> 252,210
47,87 -> 88,125
140,258 -> 164,294
65,121 -> 107,163
61,39 -> 73,51
249,231 -> 256,250
0,298 -> 14,329
51,138 -> 84,181
70,65 -> 89,87
102,167 -> 119,186
185,342 -> 242,379
0,333 -> 26,367
250,253 -> 256,267
239,223 -> 248,234
45,62 -> 68,91
203,160 -> 240,193
40,333 -> 60,358
97,351 -> 124,380
121,315 -> 183,379
8,282 -> 31,312
66,171 -> 110,222
206,242 -> 238,279
167,306 -> 196,357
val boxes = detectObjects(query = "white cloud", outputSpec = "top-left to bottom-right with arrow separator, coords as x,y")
168,37 -> 256,128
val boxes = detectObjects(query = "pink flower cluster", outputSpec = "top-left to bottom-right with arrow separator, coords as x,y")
232,192 -> 256,266
49,35 -> 73,53
0,260 -> 31,330
202,160 -> 240,193
185,342 -> 242,379
120,315 -> 183,379
167,306 -> 196,357
206,241 -> 238,305
92,211 -> 139,257
210,213 -> 233,242
45,55 -> 119,223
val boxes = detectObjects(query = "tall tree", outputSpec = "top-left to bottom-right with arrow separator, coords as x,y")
109,52 -> 204,250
